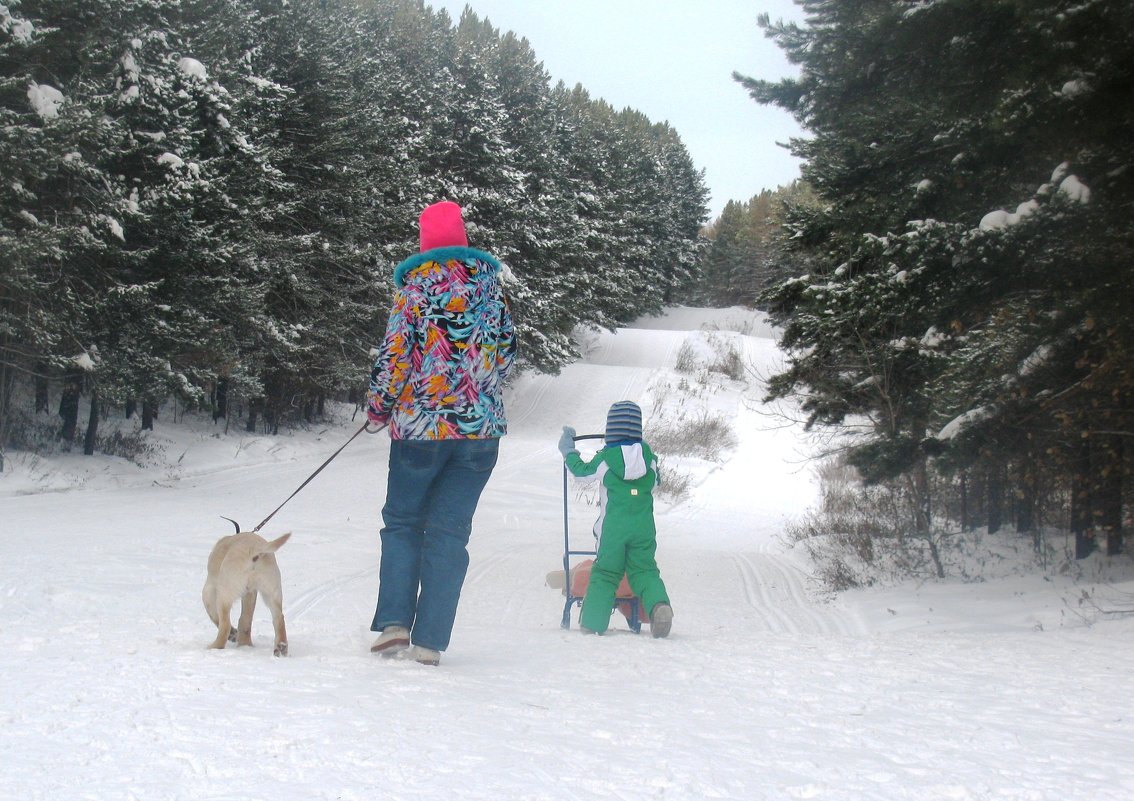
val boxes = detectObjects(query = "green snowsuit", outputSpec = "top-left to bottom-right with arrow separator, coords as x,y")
565,440 -> 670,633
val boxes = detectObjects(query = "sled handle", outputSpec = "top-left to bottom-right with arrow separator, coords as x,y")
561,434 -> 606,610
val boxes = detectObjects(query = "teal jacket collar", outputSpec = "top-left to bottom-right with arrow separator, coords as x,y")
393,246 -> 501,288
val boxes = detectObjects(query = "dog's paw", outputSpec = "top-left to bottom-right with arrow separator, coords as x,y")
274,642 -> 288,657
227,628 -> 237,643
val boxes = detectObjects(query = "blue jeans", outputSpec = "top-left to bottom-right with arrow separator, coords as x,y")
371,438 -> 500,651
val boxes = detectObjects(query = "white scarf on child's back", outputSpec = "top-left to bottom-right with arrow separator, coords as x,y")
620,443 -> 647,481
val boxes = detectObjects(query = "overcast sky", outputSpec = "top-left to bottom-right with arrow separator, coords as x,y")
427,1 -> 807,221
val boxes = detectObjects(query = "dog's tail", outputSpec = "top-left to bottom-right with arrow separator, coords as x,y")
251,532 -> 292,563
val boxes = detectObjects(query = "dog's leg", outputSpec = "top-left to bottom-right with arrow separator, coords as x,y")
272,615 -> 288,657
263,589 -> 288,657
203,584 -> 219,626
236,590 -> 256,646
205,586 -> 237,642
209,599 -> 233,649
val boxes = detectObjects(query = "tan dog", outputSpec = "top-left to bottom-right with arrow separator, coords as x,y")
202,531 -> 291,656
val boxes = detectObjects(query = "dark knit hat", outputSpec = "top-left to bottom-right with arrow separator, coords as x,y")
605,400 -> 643,443
418,200 -> 468,252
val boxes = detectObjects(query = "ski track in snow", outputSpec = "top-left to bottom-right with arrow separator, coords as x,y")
733,552 -> 811,634
287,564 -> 378,623
504,371 -> 555,428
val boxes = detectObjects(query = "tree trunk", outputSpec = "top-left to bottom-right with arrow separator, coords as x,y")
0,358 -> 13,473
58,369 -> 82,444
35,368 -> 49,414
986,463 -> 1003,535
247,398 -> 260,433
125,399 -> 137,419
1092,434 -> 1124,556
1071,434 -> 1095,559
141,399 -> 157,431
83,388 -> 99,456
213,379 -> 228,423
959,470 -> 970,531
906,456 -> 944,578
911,457 -> 932,536
1015,456 -> 1038,552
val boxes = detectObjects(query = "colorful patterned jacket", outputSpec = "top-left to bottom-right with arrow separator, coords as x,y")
366,245 -> 516,440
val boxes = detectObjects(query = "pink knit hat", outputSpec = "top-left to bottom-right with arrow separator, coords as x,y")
418,200 -> 468,252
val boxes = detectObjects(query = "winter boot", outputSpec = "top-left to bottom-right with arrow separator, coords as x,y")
410,645 -> 441,666
370,625 -> 410,655
650,603 -> 673,639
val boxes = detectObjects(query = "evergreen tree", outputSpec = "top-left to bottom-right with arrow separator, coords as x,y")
483,30 -> 587,371
743,0 -> 1134,550
94,0 -> 288,429
700,184 -> 812,308
556,89 -> 636,329
240,0 -> 409,427
652,121 -> 710,303
702,200 -> 748,305
1,0 -> 150,445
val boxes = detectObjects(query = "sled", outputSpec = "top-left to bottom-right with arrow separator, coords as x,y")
559,433 -> 645,633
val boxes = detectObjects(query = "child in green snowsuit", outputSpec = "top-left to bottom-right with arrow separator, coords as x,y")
558,400 -> 673,637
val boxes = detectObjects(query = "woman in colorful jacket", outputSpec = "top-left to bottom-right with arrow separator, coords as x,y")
558,401 -> 673,638
366,200 -> 516,666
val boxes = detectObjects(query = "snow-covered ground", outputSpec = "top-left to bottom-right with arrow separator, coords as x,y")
3,307 -> 1133,801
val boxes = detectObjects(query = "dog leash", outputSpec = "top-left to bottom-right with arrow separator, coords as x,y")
250,420 -> 386,532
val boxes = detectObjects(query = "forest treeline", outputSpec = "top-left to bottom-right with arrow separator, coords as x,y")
0,0 -> 709,467
722,0 -> 1134,561
698,181 -> 815,308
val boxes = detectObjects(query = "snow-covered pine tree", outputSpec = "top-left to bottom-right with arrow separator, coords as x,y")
554,89 -> 648,330
651,121 -> 710,304
0,0 -> 146,452
702,185 -> 819,317
743,0 -> 1134,552
479,27 -> 586,371
703,201 -> 743,307
237,0 -> 410,428
90,0 -> 289,432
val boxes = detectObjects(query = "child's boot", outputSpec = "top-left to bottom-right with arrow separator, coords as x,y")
650,603 -> 673,638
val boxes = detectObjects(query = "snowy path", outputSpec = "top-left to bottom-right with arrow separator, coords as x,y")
2,308 -> 1134,800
